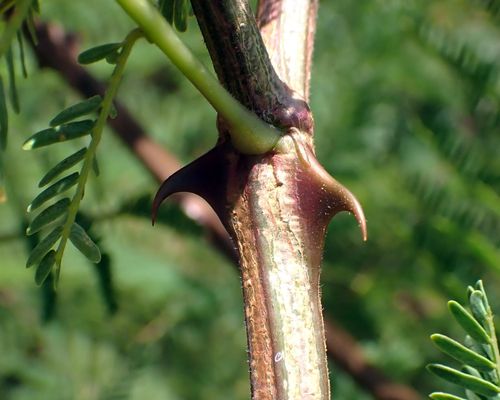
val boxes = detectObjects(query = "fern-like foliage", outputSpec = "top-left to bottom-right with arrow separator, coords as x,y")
22,29 -> 142,287
0,0 -> 39,201
428,280 -> 500,399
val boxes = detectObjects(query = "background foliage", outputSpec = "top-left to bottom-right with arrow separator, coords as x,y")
0,0 -> 498,398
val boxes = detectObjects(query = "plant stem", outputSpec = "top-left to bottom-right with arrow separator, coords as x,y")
53,28 -> 142,285
0,0 -> 32,57
190,0 -> 313,133
115,0 -> 281,155
257,0 -> 318,100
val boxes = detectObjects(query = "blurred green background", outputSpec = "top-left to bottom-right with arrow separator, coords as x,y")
0,0 -> 499,398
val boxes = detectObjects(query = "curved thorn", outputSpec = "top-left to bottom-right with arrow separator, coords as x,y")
328,178 -> 367,241
293,134 -> 367,242
152,145 -> 228,225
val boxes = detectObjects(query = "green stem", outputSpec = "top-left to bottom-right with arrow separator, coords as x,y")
486,305 -> 500,384
0,0 -> 32,57
53,28 -> 142,285
115,0 -> 281,155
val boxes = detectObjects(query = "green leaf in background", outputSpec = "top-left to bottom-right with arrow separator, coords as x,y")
427,364 -> 500,397
78,43 -> 123,64
448,301 -> 490,344
69,222 -> 101,263
26,198 -> 70,235
16,31 -> 28,78
26,226 -> 63,268
50,95 -> 102,126
38,147 -> 87,187
159,0 -> 174,23
26,7 -> 38,45
0,76 -> 7,150
429,392 -> 467,400
27,172 -> 80,212
173,0 -> 188,32
92,156 -> 100,177
23,120 -> 94,150
0,150 -> 5,203
431,334 -> 496,371
5,46 -> 19,113
34,250 -> 56,286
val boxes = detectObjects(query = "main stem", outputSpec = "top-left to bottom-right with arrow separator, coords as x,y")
191,1 -> 330,398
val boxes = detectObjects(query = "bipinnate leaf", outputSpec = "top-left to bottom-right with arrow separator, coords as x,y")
23,120 -> 94,150
429,392 -> 467,400
78,43 -> 122,64
69,223 -> 101,263
26,198 -> 70,235
427,364 -> 500,397
431,334 -> 496,371
469,291 -> 488,327
35,250 -> 55,286
448,301 -> 490,344
50,95 -> 102,126
38,148 -> 86,187
28,172 -> 79,212
26,226 -> 63,268
0,76 -> 7,150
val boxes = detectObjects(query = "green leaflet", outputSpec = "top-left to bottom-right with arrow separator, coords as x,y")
159,0 -> 174,23
26,226 -> 63,268
429,392 -> 467,400
0,150 -> 5,203
35,250 -> 56,286
92,156 -> 100,177
464,389 -> 483,400
448,301 -> 490,344
0,76 -> 7,150
173,0 -> 188,32
5,46 -> 19,113
159,0 -> 191,30
27,172 -> 79,212
39,147 -> 87,187
78,43 -> 123,65
469,291 -> 488,327
26,198 -> 70,236
26,8 -> 38,45
431,334 -> 496,371
474,281 -> 490,310
109,103 -> 118,119
427,364 -> 500,397
17,31 -> 27,78
50,95 -> 102,127
69,223 -> 101,263
23,120 -> 94,150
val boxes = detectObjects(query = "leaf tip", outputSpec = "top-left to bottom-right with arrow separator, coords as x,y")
22,139 -> 34,150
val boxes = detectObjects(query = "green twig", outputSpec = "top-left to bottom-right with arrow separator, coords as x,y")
53,28 -> 142,285
115,0 -> 281,155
